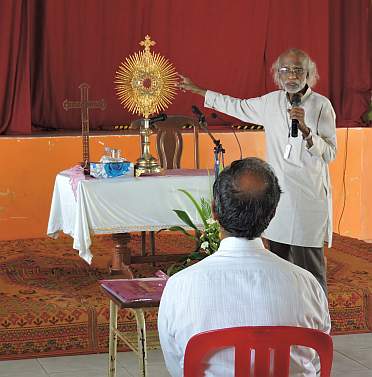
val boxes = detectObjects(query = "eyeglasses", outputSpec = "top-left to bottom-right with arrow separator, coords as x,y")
278,67 -> 306,76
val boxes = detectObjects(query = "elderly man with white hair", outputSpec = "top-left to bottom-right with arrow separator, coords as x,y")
179,48 -> 337,294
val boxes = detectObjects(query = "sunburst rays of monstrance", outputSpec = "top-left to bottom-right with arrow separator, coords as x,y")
114,35 -> 178,175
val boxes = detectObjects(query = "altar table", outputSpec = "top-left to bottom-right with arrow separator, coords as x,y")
47,167 -> 212,270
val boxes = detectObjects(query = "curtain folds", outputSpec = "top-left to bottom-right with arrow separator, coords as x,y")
0,0 -> 369,134
329,0 -> 371,128
0,0 -> 31,134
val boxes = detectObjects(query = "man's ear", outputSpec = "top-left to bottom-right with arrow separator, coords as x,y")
211,200 -> 218,220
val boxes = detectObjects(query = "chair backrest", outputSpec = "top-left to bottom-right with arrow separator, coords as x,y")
130,115 -> 199,169
183,326 -> 333,377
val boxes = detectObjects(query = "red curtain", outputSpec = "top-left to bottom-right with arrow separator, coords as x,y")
29,0 -> 273,132
329,0 -> 371,128
0,0 -> 370,134
0,0 -> 31,134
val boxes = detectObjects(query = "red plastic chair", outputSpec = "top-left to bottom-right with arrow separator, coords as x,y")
183,326 -> 333,377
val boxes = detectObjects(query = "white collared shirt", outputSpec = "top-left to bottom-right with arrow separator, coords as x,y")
158,237 -> 330,377
204,89 -> 337,247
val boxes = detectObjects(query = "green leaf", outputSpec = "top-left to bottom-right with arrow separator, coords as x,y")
188,251 -> 208,260
200,197 -> 212,219
165,182 -> 220,275
173,210 -> 198,230
178,189 -> 208,228
168,226 -> 196,239
167,263 -> 186,276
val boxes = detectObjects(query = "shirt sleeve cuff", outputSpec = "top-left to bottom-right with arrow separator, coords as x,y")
204,90 -> 219,109
306,134 -> 322,157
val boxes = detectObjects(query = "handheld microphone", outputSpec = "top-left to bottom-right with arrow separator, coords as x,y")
290,94 -> 301,138
191,105 -> 206,123
149,113 -> 167,124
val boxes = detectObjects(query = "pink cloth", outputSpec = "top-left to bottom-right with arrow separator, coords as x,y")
61,165 -> 93,200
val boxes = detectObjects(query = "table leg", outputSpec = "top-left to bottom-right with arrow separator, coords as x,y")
141,231 -> 147,256
134,309 -> 148,377
111,233 -> 133,277
108,300 -> 118,377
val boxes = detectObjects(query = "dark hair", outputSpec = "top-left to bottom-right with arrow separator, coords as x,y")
213,158 -> 282,239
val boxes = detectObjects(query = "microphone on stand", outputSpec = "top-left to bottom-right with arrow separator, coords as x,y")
191,105 -> 218,143
149,113 -> 167,125
191,105 -> 225,178
191,105 -> 206,123
211,112 -> 242,160
290,94 -> 301,138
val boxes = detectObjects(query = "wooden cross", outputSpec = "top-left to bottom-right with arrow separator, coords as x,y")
63,83 -> 106,175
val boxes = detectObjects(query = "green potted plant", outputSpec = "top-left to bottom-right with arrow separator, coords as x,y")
166,189 -> 220,275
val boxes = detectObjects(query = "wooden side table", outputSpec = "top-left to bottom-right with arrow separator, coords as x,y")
100,274 -> 167,377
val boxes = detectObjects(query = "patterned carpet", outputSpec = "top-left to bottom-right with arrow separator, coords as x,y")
326,234 -> 372,335
0,233 -> 370,360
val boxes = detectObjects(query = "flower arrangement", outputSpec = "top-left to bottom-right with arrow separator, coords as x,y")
166,189 -> 220,275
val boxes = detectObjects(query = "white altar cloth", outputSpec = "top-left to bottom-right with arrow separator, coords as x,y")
47,168 -> 213,264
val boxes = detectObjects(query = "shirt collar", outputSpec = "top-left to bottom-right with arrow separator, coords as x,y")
214,237 -> 267,257
301,86 -> 312,101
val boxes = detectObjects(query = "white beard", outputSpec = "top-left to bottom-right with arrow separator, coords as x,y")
281,78 -> 307,94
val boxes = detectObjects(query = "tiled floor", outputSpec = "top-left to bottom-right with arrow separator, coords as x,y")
0,333 -> 371,377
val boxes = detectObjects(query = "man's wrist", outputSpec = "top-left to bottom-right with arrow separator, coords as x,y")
194,88 -> 207,97
303,128 -> 312,140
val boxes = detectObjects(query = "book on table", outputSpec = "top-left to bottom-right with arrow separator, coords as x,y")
100,271 -> 168,304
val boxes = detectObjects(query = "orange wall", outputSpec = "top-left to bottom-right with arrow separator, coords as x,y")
1,129 -> 371,241
329,128 -> 372,241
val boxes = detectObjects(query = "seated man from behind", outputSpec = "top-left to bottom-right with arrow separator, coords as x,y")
158,157 -> 330,377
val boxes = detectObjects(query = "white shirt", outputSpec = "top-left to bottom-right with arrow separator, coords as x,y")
158,237 -> 330,377
205,88 -> 337,247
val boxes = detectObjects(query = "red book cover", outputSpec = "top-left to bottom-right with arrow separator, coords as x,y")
100,275 -> 168,304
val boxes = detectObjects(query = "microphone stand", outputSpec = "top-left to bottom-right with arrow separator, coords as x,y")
197,115 -> 225,178
211,112 -> 242,160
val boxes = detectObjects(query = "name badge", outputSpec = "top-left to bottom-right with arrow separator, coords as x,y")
284,144 -> 292,159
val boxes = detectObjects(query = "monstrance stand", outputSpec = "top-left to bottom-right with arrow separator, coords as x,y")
135,117 -> 161,174
114,35 -> 177,176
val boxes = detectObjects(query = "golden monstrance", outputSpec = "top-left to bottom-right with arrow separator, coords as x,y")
114,35 -> 178,176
